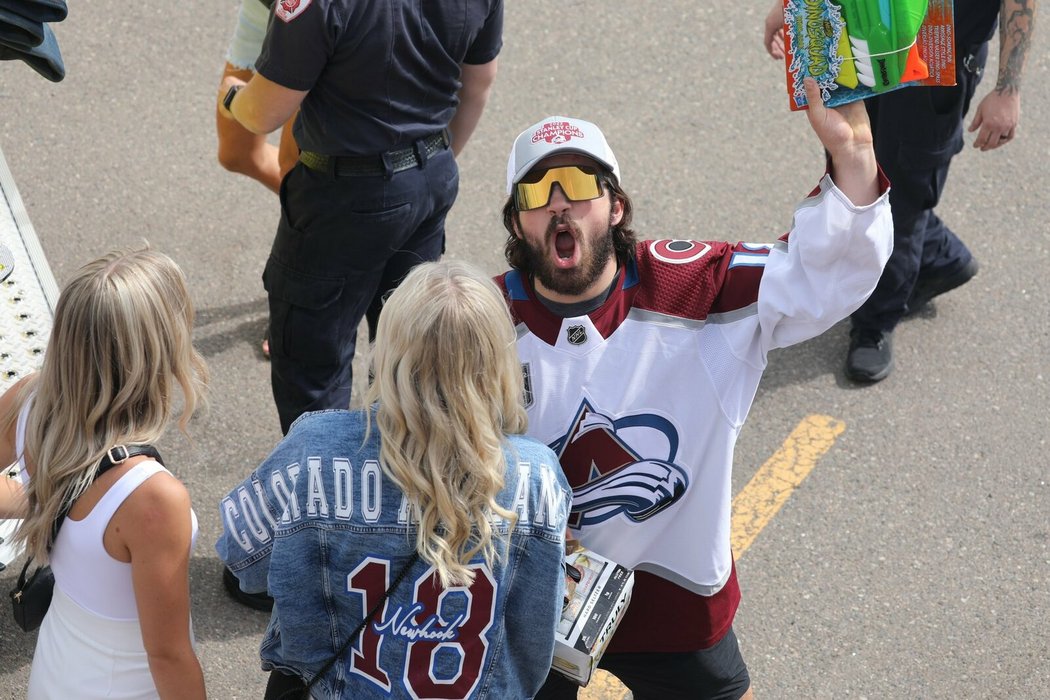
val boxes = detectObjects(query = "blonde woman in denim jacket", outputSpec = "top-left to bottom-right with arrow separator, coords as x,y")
218,261 -> 571,699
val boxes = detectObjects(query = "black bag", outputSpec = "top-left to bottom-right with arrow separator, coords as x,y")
9,558 -> 54,632
264,669 -> 308,700
7,444 -> 164,632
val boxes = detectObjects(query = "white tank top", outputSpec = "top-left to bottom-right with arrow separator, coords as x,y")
17,397 -> 199,620
51,460 -> 199,620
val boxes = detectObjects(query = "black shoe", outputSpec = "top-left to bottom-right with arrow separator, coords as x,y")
906,257 -> 979,315
222,566 -> 274,611
845,327 -> 894,383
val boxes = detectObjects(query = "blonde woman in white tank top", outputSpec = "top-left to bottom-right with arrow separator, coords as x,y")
0,247 -> 209,699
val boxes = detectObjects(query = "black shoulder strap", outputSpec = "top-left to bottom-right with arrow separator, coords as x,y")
49,444 -> 165,549
97,444 -> 164,476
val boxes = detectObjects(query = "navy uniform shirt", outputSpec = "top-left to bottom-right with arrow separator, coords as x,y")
257,0 -> 503,155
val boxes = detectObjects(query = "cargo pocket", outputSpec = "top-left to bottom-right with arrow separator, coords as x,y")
897,87 -> 965,171
889,84 -> 966,211
263,257 -> 345,364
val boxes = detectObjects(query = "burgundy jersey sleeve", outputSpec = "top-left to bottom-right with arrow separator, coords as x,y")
631,238 -> 780,320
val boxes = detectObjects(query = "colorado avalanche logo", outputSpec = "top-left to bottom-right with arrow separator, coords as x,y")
649,239 -> 712,264
532,121 -> 585,145
275,0 -> 312,22
550,400 -> 689,528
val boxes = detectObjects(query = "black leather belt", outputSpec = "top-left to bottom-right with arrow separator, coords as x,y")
299,130 -> 450,177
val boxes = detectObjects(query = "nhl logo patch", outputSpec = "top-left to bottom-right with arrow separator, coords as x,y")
275,0 -> 312,23
566,325 -> 587,345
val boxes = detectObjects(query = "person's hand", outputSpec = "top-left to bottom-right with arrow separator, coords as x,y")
0,470 -> 27,518
803,78 -> 874,158
968,89 -> 1021,151
764,0 -> 786,60
217,75 -> 248,120
565,528 -> 582,555
802,78 -> 878,206
563,562 -> 582,611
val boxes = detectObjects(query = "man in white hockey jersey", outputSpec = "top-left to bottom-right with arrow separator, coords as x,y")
494,79 -> 893,699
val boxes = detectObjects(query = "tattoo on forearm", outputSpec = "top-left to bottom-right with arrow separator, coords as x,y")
996,0 -> 1036,94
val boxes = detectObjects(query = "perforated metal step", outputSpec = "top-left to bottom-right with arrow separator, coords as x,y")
0,144 -> 57,569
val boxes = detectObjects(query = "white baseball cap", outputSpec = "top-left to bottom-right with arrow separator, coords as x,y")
506,116 -> 621,194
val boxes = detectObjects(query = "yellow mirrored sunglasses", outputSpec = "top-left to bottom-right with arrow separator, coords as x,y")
514,166 -> 604,211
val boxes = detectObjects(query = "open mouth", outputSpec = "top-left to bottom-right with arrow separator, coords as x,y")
548,218 -> 579,268
555,229 -> 575,260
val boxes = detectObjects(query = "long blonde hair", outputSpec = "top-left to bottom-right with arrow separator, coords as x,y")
5,246 -> 208,562
364,261 -> 527,588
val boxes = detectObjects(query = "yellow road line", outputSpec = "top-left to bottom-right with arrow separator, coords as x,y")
731,414 -> 845,555
582,414 -> 846,700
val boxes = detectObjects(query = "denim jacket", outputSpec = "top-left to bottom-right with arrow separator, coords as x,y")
216,409 -> 570,699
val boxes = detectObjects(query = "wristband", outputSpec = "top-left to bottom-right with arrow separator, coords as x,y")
223,84 -> 243,112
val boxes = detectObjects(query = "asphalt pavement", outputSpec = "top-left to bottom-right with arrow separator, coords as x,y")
0,2 -> 1047,698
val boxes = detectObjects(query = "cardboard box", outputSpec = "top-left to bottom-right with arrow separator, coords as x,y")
781,0 -> 957,109
551,548 -> 634,686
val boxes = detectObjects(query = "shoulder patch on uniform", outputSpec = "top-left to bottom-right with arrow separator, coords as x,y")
275,0 -> 312,23
649,239 -> 712,265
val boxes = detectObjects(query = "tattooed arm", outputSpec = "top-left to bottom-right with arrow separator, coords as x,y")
968,0 -> 1037,151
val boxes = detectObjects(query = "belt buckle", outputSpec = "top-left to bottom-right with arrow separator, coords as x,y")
107,445 -> 130,464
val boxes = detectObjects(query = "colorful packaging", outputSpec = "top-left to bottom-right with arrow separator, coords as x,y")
781,0 -> 957,109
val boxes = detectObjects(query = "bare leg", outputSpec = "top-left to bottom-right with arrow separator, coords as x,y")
216,63 -> 282,193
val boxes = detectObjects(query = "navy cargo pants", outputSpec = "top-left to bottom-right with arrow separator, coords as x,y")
264,143 -> 458,433
851,42 -> 988,333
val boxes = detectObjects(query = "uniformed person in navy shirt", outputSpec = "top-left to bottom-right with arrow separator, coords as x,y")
217,0 -> 503,433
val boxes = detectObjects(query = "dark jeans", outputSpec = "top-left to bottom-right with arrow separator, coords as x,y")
535,627 -> 750,700
852,43 -> 988,332
264,145 -> 459,433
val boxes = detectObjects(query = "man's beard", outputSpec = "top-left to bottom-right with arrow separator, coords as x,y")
521,217 -> 616,298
